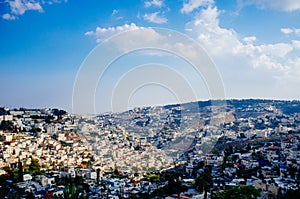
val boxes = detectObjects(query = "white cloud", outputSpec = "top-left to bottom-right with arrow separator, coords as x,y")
185,4 -> 300,98
240,0 -> 300,12
8,0 -> 43,15
85,23 -> 146,43
25,1 -> 43,11
252,54 -> 284,70
281,28 -> 300,37
111,9 -> 123,20
281,28 -> 293,34
286,58 -> 300,78
180,0 -> 214,14
84,22 -> 199,58
292,40 -> 300,49
144,0 -> 163,8
243,36 -> 256,44
187,5 -> 295,67
85,23 -> 179,59
111,9 -> 119,16
2,0 -> 65,20
2,13 -> 16,20
143,12 -> 168,24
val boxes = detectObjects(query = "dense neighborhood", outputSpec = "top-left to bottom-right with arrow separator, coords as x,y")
0,99 -> 300,198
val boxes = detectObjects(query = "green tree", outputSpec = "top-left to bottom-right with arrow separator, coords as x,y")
29,158 -> 41,175
63,182 -> 87,199
147,173 -> 160,183
150,172 -> 187,198
194,166 -> 212,199
214,186 -> 261,199
284,189 -> 300,199
26,192 -> 35,199
0,120 -> 14,131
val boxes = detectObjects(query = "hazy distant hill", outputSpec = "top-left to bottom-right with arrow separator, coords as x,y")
98,99 -> 300,157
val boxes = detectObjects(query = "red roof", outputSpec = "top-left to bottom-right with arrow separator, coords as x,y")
267,146 -> 280,150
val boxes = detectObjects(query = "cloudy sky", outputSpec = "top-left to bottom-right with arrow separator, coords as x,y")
1,0 -> 300,113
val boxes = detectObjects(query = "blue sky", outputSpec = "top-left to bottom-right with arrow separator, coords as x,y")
1,0 -> 300,113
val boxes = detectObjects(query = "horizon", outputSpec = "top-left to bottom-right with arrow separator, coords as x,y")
2,98 -> 300,115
